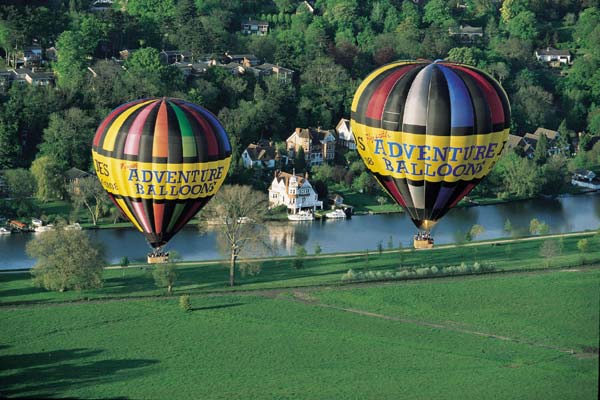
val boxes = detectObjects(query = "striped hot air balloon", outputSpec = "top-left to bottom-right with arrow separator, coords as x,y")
351,60 -> 511,232
91,98 -> 231,248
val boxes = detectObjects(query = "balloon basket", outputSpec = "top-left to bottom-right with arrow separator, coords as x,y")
147,251 -> 169,264
413,235 -> 434,249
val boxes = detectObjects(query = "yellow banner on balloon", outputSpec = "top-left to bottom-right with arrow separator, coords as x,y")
92,152 -> 231,200
351,121 -> 509,183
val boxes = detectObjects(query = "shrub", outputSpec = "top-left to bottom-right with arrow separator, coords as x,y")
179,295 -> 191,312
341,269 -> 357,281
430,266 -> 439,274
240,263 -> 261,277
472,262 -> 481,272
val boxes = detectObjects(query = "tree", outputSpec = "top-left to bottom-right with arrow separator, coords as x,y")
39,108 -> 96,170
470,224 -> 485,240
3,168 -> 35,200
179,295 -> 192,311
68,176 -> 111,225
27,227 -> 105,292
539,239 -> 558,266
504,218 -> 513,233
577,239 -> 589,254
533,133 -> 548,165
447,47 -> 483,66
293,245 -> 307,269
506,10 -> 538,40
377,240 -> 383,254
153,254 -> 180,295
387,235 -> 394,249
423,0 -> 455,28
0,119 -> 20,169
295,146 -> 307,172
199,185 -> 271,286
530,218 -> 549,235
314,243 -> 322,255
30,156 -> 65,202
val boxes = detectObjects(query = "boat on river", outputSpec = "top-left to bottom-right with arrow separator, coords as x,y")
288,210 -> 314,221
325,209 -> 347,219
0,227 -> 11,235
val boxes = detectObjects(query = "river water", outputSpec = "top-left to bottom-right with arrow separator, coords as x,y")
1,193 -> 599,270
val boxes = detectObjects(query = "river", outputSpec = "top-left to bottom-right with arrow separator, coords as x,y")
1,193 -> 599,270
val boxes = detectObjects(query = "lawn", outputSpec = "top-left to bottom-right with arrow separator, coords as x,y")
1,270 -> 597,399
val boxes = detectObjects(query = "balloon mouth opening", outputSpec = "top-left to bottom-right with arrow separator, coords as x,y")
420,220 -> 437,232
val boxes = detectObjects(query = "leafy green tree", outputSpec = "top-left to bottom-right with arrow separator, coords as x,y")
0,119 -> 20,169
123,47 -> 181,98
447,47 -> 483,66
470,224 -> 485,240
27,227 -> 106,292
298,56 -> 350,127
30,156 -> 65,202
540,155 -> 569,196
68,176 -> 111,226
54,30 -> 89,93
314,243 -> 322,255
39,108 -> 96,170
533,133 -> 548,165
152,260 -> 177,294
506,11 -> 538,40
513,85 -> 555,133
295,146 -> 307,172
577,238 -> 589,254
293,245 -> 307,269
3,169 -> 35,200
423,0 -> 455,28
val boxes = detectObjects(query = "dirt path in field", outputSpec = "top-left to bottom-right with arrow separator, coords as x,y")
284,291 -> 589,356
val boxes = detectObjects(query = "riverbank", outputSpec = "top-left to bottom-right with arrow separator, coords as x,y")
2,231 -> 599,306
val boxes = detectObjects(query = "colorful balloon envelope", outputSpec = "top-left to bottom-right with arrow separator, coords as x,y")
92,98 -> 231,248
351,60 -> 511,231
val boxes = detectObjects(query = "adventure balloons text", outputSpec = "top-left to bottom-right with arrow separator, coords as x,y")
91,98 -> 232,248
356,131 -> 507,183
93,155 -> 229,200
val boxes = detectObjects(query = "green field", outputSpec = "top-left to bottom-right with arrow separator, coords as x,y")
1,269 -> 598,399
1,232 -> 599,306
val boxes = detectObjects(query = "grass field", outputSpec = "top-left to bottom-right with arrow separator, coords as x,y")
1,232 -> 599,306
1,269 -> 598,399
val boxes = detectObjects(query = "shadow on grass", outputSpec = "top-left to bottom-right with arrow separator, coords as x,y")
0,348 -> 159,398
191,302 -> 245,311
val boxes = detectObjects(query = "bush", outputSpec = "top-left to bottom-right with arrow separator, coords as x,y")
179,295 -> 191,312
240,263 -> 261,277
27,227 -> 105,292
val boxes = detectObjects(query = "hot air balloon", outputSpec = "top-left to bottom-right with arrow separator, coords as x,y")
350,60 -> 510,247
91,98 -> 231,253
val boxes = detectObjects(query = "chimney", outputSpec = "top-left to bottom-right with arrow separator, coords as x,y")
305,171 -> 309,180
295,127 -> 301,134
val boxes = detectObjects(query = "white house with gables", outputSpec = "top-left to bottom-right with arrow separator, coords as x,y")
268,170 -> 323,213
335,118 -> 356,150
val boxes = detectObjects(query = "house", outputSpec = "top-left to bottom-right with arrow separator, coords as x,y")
330,193 -> 344,206
298,1 -> 315,13
119,49 -> 138,61
224,53 -> 261,67
571,169 -> 600,190
22,46 -> 43,67
286,127 -> 336,166
448,25 -> 483,43
45,46 -> 58,62
10,68 -> 28,85
90,0 -> 113,11
268,170 -> 323,213
335,118 -> 356,150
220,62 -> 245,75
65,168 -> 92,192
241,140 -> 280,169
535,47 -> 572,66
246,63 -> 294,82
24,69 -> 54,86
241,19 -> 269,36
523,127 -> 566,156
0,70 -> 13,93
159,50 -> 192,65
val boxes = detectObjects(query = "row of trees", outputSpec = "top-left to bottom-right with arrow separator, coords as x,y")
2,2 -> 600,175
